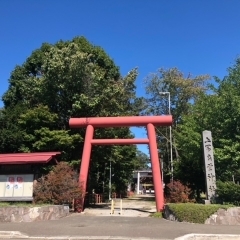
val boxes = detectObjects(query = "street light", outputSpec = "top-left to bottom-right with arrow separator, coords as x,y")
159,92 -> 173,182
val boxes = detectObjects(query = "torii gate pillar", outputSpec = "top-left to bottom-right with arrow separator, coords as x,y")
69,115 -> 172,212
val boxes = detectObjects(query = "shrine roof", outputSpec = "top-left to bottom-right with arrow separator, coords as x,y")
0,152 -> 61,164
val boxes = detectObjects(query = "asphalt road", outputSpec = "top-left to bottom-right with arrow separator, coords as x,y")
0,214 -> 239,240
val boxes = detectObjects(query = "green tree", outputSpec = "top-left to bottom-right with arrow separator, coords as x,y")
174,94 -> 211,196
210,58 -> 240,182
0,104 -> 26,153
17,105 -> 81,160
143,68 -> 209,183
2,36 -> 142,194
144,68 -> 209,125
175,58 -> 240,195
133,150 -> 150,170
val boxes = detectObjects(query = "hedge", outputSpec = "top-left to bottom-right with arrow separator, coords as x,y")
164,203 -> 233,224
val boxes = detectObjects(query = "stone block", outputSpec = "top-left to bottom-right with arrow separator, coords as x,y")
217,208 -> 227,216
205,207 -> 240,225
228,207 -> 240,216
163,204 -> 179,222
22,213 -> 31,222
202,199 -> 211,205
10,213 -> 23,222
235,215 -> 240,224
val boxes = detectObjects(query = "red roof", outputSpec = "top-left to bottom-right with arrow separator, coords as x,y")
0,152 -> 61,164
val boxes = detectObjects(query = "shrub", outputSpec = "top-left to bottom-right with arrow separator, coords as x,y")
33,162 -> 82,205
165,180 -> 193,203
216,181 -> 240,205
166,203 -> 232,224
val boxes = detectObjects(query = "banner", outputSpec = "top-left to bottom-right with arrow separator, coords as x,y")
6,176 -> 15,189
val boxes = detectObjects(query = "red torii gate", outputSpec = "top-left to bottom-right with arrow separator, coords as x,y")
69,115 -> 172,212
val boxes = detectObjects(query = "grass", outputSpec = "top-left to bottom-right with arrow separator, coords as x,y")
150,212 -> 163,218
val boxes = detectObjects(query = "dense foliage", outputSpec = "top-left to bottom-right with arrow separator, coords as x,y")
0,36 -> 145,195
216,181 -> 240,205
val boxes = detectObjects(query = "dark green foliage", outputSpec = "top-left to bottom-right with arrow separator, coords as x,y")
133,150 -> 150,170
167,203 -> 231,224
0,105 -> 26,153
174,107 -> 207,197
1,36 -> 144,195
216,181 -> 240,205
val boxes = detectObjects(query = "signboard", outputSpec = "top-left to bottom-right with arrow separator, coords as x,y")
202,130 -> 216,202
0,174 -> 33,201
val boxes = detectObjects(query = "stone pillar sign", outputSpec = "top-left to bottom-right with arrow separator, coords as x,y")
202,130 -> 216,202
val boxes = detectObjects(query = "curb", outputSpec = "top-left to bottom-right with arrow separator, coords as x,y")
0,232 -> 170,239
3,231 -> 240,240
0,231 -> 29,238
175,234 -> 240,240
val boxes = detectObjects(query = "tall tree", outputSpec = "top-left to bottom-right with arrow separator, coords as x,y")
143,68 -> 209,182
144,68 -> 209,125
175,58 -> 240,194
174,94 -> 213,196
1,36 -> 143,194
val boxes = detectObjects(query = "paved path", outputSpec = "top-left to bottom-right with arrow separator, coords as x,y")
0,214 -> 240,239
84,196 -> 156,217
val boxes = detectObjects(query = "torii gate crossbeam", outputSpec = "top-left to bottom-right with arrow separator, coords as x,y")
69,115 -> 172,212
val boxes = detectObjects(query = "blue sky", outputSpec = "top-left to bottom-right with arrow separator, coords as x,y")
1,1 -> 240,155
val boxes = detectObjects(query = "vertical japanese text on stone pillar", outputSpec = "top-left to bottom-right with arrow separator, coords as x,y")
202,130 -> 216,202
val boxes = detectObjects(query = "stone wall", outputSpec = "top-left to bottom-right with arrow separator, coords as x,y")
0,205 -> 69,222
163,205 -> 179,221
205,207 -> 240,225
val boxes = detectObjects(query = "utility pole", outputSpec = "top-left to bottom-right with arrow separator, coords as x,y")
159,92 -> 173,182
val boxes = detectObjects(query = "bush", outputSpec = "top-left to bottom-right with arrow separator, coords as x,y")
165,180 -> 193,203
34,162 -> 83,205
216,181 -> 240,205
166,203 -> 232,224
